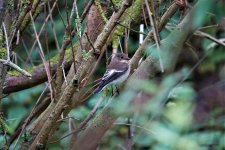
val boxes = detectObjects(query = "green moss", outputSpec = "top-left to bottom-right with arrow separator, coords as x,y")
95,0 -> 108,23
112,0 -> 123,8
8,0 -> 27,33
51,43 -> 79,64
21,0 -> 30,7
82,50 -> 91,61
7,70 -> 23,76
112,27 -> 124,49
7,0 -> 14,10
32,1 -> 43,19
0,29 -> 3,46
0,115 -> 8,136
20,0 -> 43,31
0,48 -> 7,59
0,24 -> 7,59
112,0 -> 142,49
7,64 -> 36,76
20,14 -> 30,32
126,0 -> 142,19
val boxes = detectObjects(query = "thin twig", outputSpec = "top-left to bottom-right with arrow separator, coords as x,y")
145,0 -> 164,72
49,96 -> 105,143
116,22 -> 147,36
0,59 -> 32,77
194,30 -> 225,48
57,116 -> 80,122
114,122 -> 155,135
118,37 -> 124,53
74,0 -> 83,50
69,0 -> 77,25
16,30 -> 20,45
199,24 -> 218,29
68,0 -> 78,74
2,23 -> 10,61
110,0 -> 118,12
12,85 -> 49,150
85,32 -> 96,52
62,62 -> 68,85
8,0 -> 35,47
142,2 -> 149,30
80,46 -> 105,89
26,0 -> 58,63
124,22 -> 130,54
55,0 -> 95,92
69,0 -> 79,72
80,0 -> 96,22
1,23 -> 32,77
48,1 -> 60,52
30,12 -> 54,101
130,2 -> 179,72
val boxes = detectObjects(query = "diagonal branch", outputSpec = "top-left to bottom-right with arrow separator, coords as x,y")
145,0 -> 164,72
1,22 -> 31,77
55,0 -> 95,94
3,62 -> 71,94
30,12 -> 54,101
194,30 -> 225,48
130,2 -> 179,72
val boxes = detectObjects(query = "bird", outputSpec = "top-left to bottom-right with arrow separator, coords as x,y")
94,53 -> 130,93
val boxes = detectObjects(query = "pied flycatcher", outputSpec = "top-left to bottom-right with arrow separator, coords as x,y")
94,53 -> 130,93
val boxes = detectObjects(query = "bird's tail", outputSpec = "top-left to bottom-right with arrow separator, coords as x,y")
94,86 -> 102,94
94,84 -> 105,94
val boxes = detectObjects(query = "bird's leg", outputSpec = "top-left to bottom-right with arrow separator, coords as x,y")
115,86 -> 120,95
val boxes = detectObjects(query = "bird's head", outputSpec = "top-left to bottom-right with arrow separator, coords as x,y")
112,53 -> 130,63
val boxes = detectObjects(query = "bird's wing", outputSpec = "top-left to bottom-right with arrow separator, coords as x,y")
94,66 -> 128,93
102,67 -> 128,83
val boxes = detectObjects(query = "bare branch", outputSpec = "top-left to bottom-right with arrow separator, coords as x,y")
30,12 -> 54,101
1,22 -> 31,77
0,59 -> 31,77
3,63 -> 71,94
26,0 -> 58,63
194,30 -> 225,48
145,0 -> 164,72
130,2 -> 179,72
2,22 -> 10,61
55,0 -> 95,94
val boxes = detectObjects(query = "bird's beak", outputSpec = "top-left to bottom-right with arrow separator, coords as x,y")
125,55 -> 130,60
125,57 -> 130,60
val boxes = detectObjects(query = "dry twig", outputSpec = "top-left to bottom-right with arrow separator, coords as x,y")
145,0 -> 164,72
30,12 -> 54,101
194,30 -> 225,48
0,23 -> 31,77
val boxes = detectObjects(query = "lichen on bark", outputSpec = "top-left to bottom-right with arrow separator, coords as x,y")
112,0 -> 142,49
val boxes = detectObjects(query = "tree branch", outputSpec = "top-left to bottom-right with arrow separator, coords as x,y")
3,62 -> 71,94
130,2 -> 179,72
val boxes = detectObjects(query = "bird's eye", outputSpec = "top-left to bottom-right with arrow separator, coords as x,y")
120,56 -> 123,59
